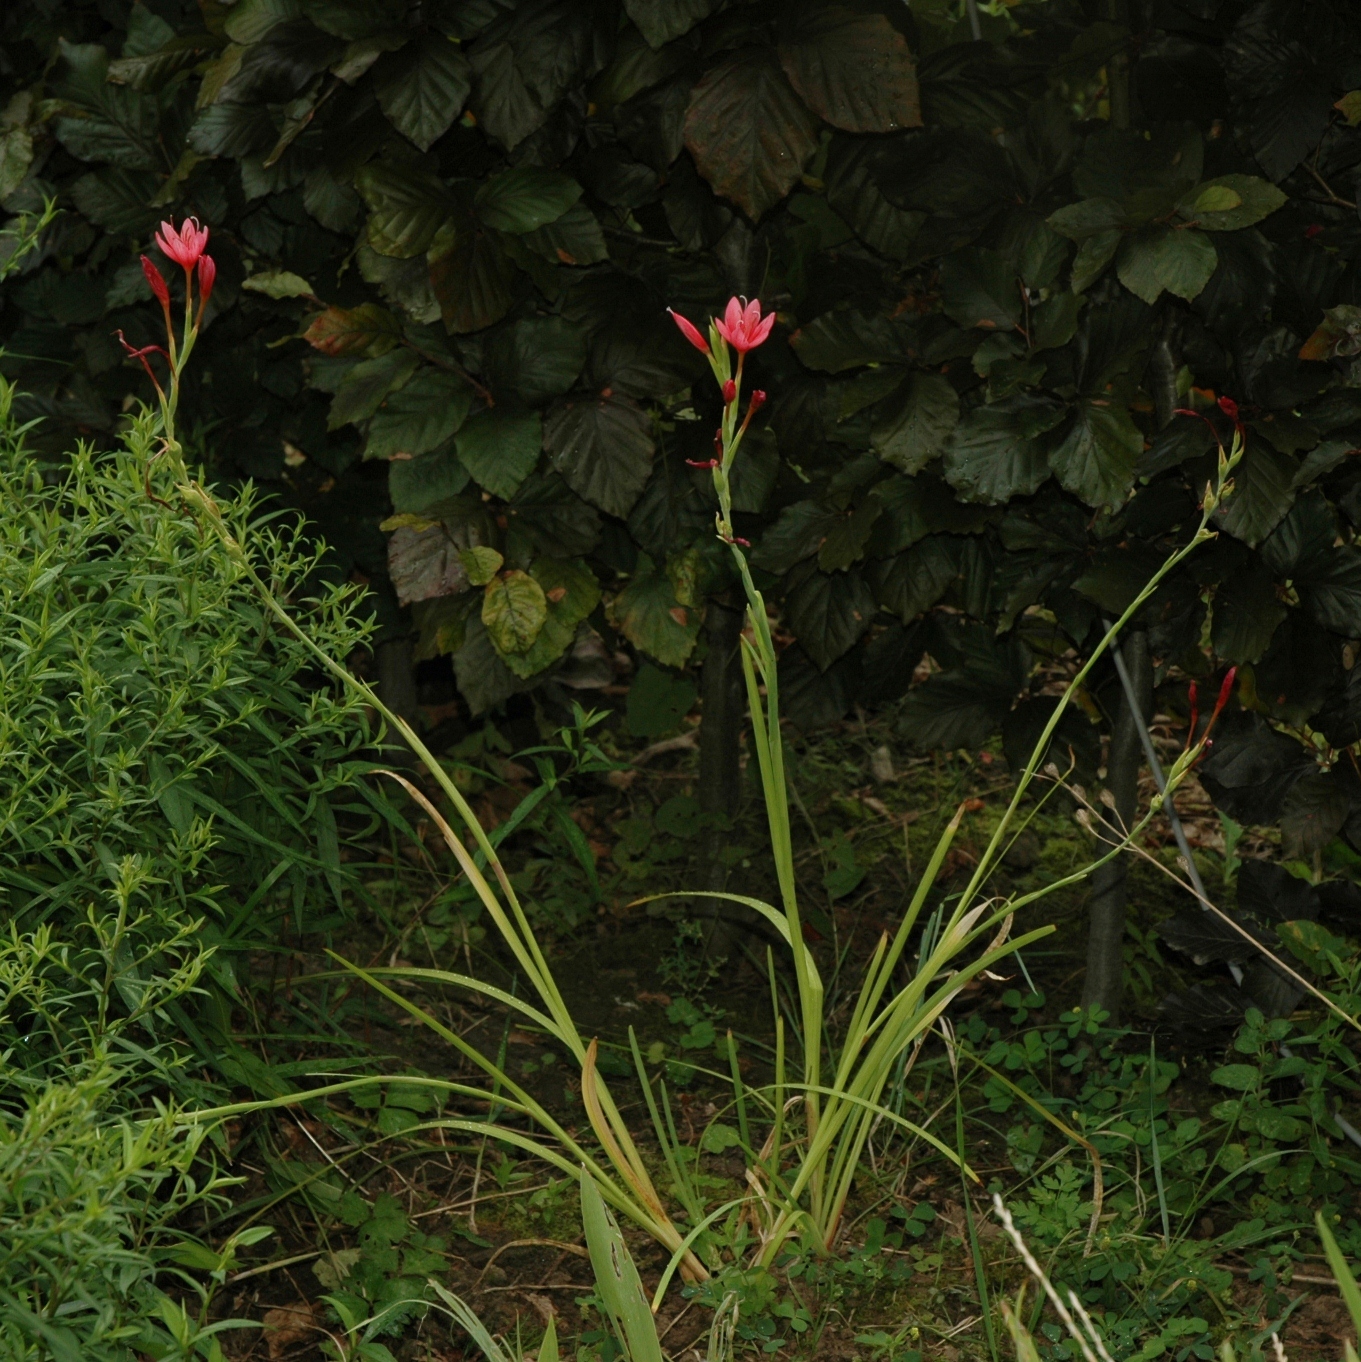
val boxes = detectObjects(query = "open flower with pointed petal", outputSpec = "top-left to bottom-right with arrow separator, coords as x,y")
155,217 -> 210,271
714,297 -> 775,353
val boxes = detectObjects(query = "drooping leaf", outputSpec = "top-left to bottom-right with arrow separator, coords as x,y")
1047,401 -> 1143,510
364,367 -> 472,459
224,0 -> 303,43
453,615 -> 532,714
475,167 -> 583,233
373,35 -> 471,151
1070,229 -> 1122,293
609,553 -> 703,667
684,50 -> 820,220
1116,226 -> 1218,304
456,410 -> 543,500
871,373 -> 960,474
781,563 -> 876,670
242,269 -> 315,299
482,569 -> 549,655
544,394 -> 654,518
778,7 -> 921,134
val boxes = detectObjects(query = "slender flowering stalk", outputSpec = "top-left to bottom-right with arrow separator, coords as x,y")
125,217 -> 215,470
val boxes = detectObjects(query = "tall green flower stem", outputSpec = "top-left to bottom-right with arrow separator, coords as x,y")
684,300 -> 1246,1265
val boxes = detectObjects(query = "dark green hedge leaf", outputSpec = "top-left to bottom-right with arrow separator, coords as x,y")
428,218 -> 518,333
782,563 -> 876,670
364,367 -> 472,459
502,557 -> 602,679
790,309 -> 909,372
475,167 -> 583,233
188,101 -> 276,159
778,7 -> 921,135
1116,226 -> 1217,304
389,445 -> 471,513
327,348 -> 420,428
1179,174 -> 1287,231
1214,437 -> 1298,547
752,500 -> 842,575
870,537 -> 958,621
373,34 -> 470,151
468,0 -> 611,150
544,393 -> 653,518
1212,564 -> 1286,663
871,373 -> 959,473
456,409 -> 543,500
70,168 -> 161,234
1047,401 -> 1142,509
940,247 -> 1021,330
356,162 -> 455,257
684,50 -> 820,220
517,202 -> 609,265
624,0 -> 715,49
942,395 -> 1063,504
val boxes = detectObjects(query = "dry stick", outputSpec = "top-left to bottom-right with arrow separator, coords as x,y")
1102,621 -> 1245,989
1066,781 -> 1361,1038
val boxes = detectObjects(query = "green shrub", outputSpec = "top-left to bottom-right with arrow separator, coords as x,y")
0,384 -> 382,1079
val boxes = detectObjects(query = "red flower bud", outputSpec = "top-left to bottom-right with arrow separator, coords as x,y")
749,389 -> 767,414
197,253 -> 216,310
1306,224 -> 1324,239
1213,665 -> 1238,718
668,307 -> 710,355
1217,395 -> 1239,421
686,458 -> 721,469
722,378 -> 737,404
141,255 -> 169,307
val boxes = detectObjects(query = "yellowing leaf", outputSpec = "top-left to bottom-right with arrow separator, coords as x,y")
482,569 -> 548,655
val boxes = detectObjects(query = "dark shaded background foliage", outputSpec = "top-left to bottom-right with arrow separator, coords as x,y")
8,0 -> 1361,984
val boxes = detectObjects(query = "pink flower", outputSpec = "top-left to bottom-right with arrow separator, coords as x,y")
669,308 -> 710,355
141,255 -> 169,307
714,297 -> 775,353
197,254 -> 216,310
155,217 -> 210,271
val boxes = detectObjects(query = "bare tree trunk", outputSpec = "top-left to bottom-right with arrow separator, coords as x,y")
1082,629 -> 1151,1021
376,634 -> 420,767
697,594 -> 747,961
